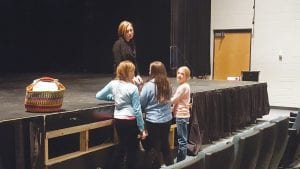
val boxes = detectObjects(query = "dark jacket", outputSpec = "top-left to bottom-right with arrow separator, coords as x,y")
112,37 -> 139,74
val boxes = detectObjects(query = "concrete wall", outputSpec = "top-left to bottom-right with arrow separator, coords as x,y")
211,0 -> 300,108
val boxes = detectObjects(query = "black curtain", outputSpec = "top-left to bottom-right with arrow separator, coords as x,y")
0,0 -> 170,74
170,0 -> 211,77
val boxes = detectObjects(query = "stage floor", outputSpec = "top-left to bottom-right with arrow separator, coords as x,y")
0,73 -> 259,122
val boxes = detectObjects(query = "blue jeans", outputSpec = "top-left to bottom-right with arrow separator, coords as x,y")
176,118 -> 189,162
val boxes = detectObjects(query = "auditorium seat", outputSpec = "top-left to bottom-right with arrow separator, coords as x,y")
202,142 -> 234,169
292,112 -> 300,131
163,152 -> 205,169
268,116 -> 289,169
279,112 -> 300,168
254,122 -> 277,169
232,129 -> 262,169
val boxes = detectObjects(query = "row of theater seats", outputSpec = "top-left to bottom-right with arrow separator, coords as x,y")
164,116 -> 289,169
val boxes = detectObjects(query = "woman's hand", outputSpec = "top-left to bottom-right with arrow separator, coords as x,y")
133,75 -> 143,85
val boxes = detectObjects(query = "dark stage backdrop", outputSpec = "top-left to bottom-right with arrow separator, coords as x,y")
0,0 -> 210,75
0,0 -> 170,74
171,0 -> 211,77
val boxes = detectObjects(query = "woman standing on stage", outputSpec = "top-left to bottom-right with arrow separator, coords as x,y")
140,61 -> 174,168
96,60 -> 147,169
112,20 -> 143,85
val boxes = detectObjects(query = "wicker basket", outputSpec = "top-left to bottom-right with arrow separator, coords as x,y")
25,77 -> 66,113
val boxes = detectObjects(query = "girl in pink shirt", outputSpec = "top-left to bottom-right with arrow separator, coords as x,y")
171,66 -> 191,162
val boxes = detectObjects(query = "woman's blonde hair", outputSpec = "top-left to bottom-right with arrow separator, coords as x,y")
116,60 -> 135,81
149,61 -> 171,102
117,20 -> 134,38
177,66 -> 191,80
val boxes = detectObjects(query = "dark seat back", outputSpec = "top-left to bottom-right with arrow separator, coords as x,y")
203,142 -> 234,169
232,129 -> 262,169
268,116 -> 289,169
292,112 -> 300,131
254,122 -> 277,169
163,152 -> 205,169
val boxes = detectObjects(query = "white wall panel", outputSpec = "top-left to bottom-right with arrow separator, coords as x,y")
211,0 -> 300,107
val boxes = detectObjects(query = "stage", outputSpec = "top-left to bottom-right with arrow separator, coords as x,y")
0,73 -> 268,120
0,73 -> 115,121
0,73 -> 270,169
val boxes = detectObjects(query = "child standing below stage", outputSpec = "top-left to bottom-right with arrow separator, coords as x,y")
140,61 -> 174,168
171,66 -> 191,162
96,60 -> 146,169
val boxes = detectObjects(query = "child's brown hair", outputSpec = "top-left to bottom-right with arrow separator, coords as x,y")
149,61 -> 171,102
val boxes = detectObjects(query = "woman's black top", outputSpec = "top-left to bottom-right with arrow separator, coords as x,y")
112,37 -> 139,74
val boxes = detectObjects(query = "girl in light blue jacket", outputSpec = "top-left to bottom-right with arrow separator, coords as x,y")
140,61 -> 174,168
96,60 -> 146,169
